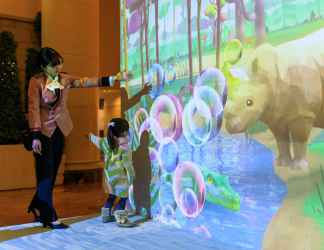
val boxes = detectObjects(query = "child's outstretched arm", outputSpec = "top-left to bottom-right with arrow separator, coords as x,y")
89,133 -> 109,154
66,71 -> 129,88
89,133 -> 101,149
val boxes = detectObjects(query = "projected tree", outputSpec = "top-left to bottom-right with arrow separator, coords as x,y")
197,0 -> 202,73
128,9 -> 144,84
173,0 -> 182,37
204,2 -> 225,49
204,1 -> 226,67
144,1 -> 150,71
226,0 -> 266,45
255,0 -> 266,45
127,0 -> 149,85
122,0 -> 129,90
226,0 -> 253,41
187,0 -> 193,85
160,2 -> 170,41
154,0 -> 159,64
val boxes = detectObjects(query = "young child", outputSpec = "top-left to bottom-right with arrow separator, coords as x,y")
89,118 -> 135,226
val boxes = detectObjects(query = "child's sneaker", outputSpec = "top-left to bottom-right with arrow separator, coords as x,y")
114,210 -> 137,227
101,207 -> 115,223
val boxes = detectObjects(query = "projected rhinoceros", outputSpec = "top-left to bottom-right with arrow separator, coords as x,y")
224,29 -> 324,170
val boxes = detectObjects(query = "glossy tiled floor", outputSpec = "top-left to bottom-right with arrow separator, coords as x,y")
0,181 -> 105,226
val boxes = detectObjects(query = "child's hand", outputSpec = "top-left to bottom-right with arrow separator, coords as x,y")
141,82 -> 152,96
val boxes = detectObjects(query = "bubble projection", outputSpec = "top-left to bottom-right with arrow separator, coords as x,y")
182,97 -> 212,147
148,117 -> 164,143
133,108 -> 150,141
158,137 -> 179,173
194,85 -> 224,138
173,162 -> 206,218
179,188 -> 199,218
150,94 -> 183,142
196,67 -> 227,105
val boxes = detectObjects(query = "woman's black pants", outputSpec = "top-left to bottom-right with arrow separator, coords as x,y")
28,128 -> 64,224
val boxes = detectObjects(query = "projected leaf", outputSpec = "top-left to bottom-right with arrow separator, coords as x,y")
204,1 -> 226,18
205,4 -> 217,18
223,39 -> 243,64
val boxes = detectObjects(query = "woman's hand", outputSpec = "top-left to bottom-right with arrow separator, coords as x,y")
117,71 -> 133,81
32,139 -> 42,155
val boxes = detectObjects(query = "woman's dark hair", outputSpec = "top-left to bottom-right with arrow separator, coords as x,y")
107,118 -> 129,151
38,47 -> 64,69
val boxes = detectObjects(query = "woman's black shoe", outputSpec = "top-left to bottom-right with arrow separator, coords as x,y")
27,207 -> 40,222
42,222 -> 69,229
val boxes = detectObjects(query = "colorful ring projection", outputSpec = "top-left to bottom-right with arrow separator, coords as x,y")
196,67 -> 227,105
147,64 -> 165,99
133,108 -> 150,141
182,97 -> 212,147
194,85 -> 223,138
150,94 -> 183,142
173,161 -> 206,218
158,137 -> 179,173
179,188 -> 199,218
148,117 -> 164,144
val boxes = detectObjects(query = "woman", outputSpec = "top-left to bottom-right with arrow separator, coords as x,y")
27,47 -> 127,229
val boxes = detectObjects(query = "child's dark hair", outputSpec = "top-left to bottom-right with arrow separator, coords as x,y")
107,118 -> 129,151
38,47 -> 64,69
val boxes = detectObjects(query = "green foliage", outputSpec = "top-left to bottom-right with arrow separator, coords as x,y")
205,3 -> 217,18
0,31 -> 26,144
204,0 -> 225,18
221,39 -> 243,100
222,61 -> 241,100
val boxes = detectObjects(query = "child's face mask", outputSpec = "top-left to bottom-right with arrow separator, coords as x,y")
117,132 -> 129,150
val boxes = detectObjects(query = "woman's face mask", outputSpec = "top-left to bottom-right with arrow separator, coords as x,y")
44,63 -> 63,78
